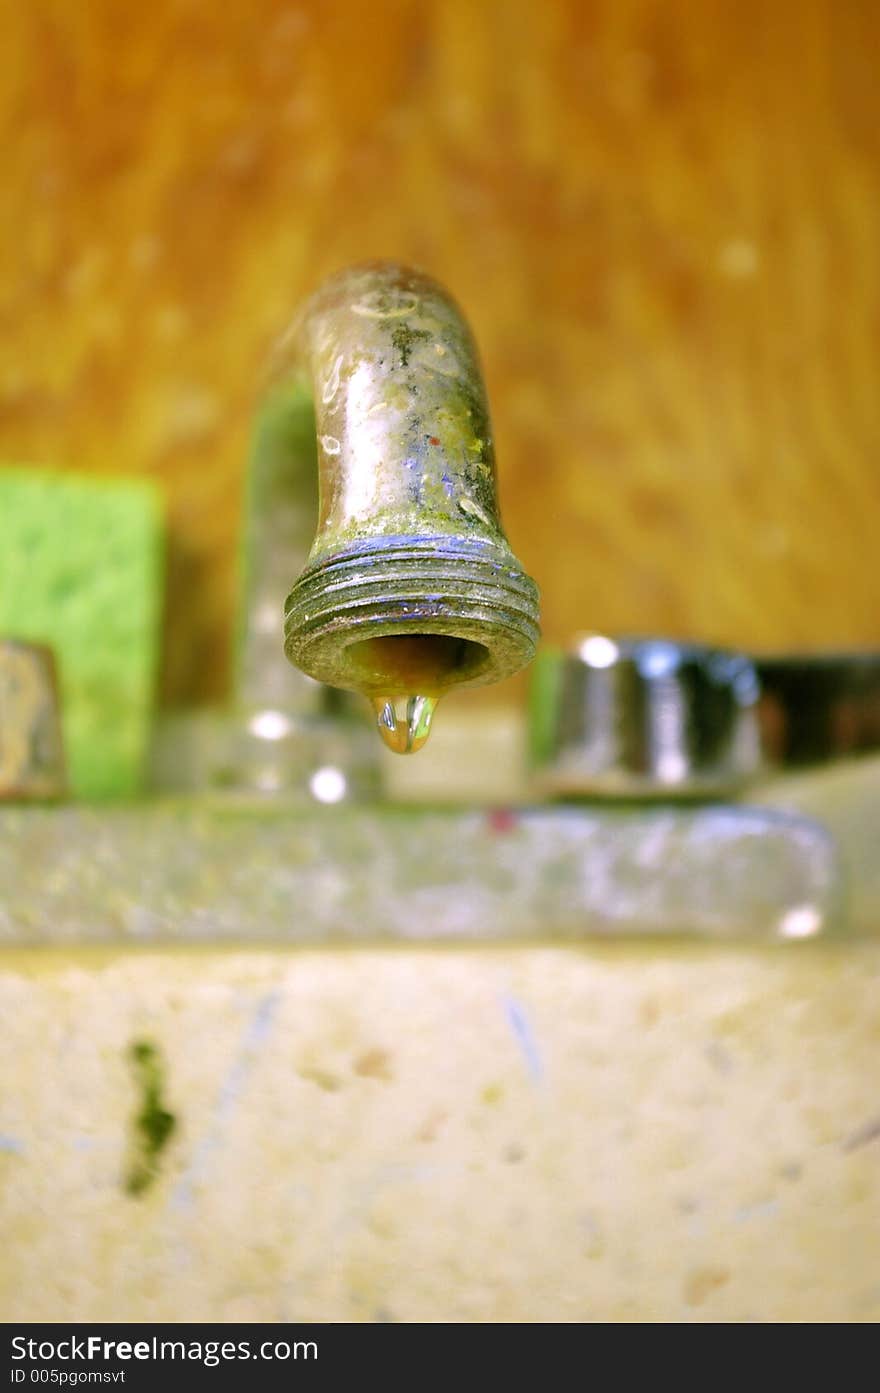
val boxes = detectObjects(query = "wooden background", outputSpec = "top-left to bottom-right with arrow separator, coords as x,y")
2,0 -> 878,705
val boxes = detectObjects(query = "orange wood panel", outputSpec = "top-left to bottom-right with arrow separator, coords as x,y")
1,0 -> 878,703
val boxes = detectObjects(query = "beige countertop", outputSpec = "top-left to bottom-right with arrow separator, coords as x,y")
2,941 -> 878,1322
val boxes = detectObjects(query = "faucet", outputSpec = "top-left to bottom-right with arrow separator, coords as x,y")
275,262 -> 541,753
153,262 -> 539,796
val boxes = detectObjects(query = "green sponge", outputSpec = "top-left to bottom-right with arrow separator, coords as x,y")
0,468 -> 164,799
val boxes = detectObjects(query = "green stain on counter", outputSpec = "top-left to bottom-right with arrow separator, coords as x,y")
125,1039 -> 177,1197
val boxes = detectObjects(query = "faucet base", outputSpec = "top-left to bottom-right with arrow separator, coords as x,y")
148,704 -> 381,803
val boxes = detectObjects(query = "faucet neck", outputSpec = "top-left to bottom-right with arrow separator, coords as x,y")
236,383 -> 318,709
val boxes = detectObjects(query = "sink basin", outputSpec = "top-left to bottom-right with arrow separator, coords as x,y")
1,762 -> 878,1321
2,935 -> 879,1321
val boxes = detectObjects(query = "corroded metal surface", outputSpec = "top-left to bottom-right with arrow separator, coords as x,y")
0,800 -> 841,944
0,640 -> 66,801
280,263 -> 540,694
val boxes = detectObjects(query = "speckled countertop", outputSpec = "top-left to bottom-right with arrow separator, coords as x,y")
1,943 -> 879,1322
1,755 -> 877,1321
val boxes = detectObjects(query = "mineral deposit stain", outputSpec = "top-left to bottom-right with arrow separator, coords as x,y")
299,1064 -> 342,1092
414,1108 -> 447,1143
842,1113 -> 880,1153
353,1047 -> 393,1081
390,322 -> 429,367
683,1266 -> 730,1306
125,1039 -> 177,1197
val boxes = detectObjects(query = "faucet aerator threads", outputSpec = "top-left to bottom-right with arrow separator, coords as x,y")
284,535 -> 539,691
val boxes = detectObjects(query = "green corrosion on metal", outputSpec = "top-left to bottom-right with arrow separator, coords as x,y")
125,1039 -> 177,1197
390,321 -> 431,368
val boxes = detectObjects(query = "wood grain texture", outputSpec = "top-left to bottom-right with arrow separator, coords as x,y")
1,0 -> 878,703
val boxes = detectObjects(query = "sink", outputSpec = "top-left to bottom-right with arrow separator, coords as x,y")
2,249 -> 877,1317
0,797 -> 842,946
1,757 -> 878,1321
2,933 -> 879,1321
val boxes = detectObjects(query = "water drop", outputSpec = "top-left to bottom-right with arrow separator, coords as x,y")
371,694 -> 438,755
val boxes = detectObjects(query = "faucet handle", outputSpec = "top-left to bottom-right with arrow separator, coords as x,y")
754,651 -> 880,767
529,636 -> 762,799
0,639 -> 67,801
530,635 -> 880,800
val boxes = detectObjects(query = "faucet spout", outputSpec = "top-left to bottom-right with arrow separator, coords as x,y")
278,262 -> 540,734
